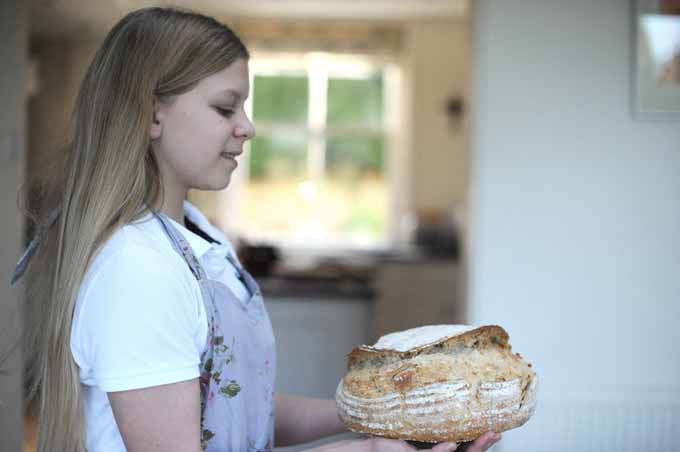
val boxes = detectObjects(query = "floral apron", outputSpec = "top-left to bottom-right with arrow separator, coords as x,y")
153,211 -> 277,452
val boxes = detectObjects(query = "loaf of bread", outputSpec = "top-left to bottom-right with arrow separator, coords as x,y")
335,325 -> 537,443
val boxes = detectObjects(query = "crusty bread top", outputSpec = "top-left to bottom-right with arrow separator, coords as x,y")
348,325 -> 510,369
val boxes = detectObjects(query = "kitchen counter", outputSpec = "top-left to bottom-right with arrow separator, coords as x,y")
249,246 -> 458,301
256,274 -> 375,300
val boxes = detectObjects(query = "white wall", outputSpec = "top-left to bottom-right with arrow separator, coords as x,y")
0,1 -> 28,451
470,1 -> 680,451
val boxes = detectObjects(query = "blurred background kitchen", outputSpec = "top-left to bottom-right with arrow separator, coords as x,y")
1,0 -> 679,451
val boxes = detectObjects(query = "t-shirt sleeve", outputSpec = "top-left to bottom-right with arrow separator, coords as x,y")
74,247 -> 204,393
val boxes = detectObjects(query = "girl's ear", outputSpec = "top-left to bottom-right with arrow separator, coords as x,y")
150,99 -> 163,140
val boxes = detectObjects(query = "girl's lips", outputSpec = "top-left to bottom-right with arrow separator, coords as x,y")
221,152 -> 241,159
220,153 -> 238,166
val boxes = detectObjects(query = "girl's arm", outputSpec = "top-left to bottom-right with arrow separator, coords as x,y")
274,393 -> 347,447
108,379 -> 202,452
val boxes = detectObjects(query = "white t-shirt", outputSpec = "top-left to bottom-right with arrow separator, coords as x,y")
70,201 -> 248,452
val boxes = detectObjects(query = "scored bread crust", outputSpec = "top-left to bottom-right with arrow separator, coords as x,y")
336,325 -> 537,443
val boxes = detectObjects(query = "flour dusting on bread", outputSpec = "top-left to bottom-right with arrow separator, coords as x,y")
372,325 -> 479,352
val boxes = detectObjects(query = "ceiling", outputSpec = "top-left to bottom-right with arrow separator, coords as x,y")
30,0 -> 469,39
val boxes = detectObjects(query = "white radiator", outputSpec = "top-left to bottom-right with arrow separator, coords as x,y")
495,386 -> 680,452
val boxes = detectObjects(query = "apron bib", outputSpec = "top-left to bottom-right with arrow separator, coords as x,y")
154,212 -> 276,452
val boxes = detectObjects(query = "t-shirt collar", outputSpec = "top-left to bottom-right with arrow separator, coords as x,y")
162,202 -> 214,259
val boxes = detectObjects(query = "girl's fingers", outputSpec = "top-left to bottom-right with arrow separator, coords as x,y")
464,432 -> 501,452
368,433 -> 500,452
486,433 -> 501,449
430,442 -> 459,452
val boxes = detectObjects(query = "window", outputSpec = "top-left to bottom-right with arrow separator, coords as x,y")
218,52 -> 401,251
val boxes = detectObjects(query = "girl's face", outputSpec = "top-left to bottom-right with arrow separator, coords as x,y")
150,58 -> 255,194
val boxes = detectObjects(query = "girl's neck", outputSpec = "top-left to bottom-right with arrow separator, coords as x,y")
155,186 -> 187,227
164,202 -> 186,227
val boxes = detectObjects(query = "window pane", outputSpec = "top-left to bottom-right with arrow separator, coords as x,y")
248,132 -> 307,180
327,75 -> 383,127
331,176 -> 388,243
326,135 -> 384,176
253,75 -> 308,123
325,136 -> 387,243
236,64 -> 390,248
241,177 -> 388,247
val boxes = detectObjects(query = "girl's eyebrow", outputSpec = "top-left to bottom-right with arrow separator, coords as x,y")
217,88 -> 246,101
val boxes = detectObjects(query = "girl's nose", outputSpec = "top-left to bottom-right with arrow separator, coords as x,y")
235,117 -> 256,140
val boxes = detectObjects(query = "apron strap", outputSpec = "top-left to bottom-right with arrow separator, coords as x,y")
10,207 -> 61,286
152,211 -> 208,281
157,211 -> 260,299
226,253 -> 261,298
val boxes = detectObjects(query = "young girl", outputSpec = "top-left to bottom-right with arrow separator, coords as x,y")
12,7 -> 500,452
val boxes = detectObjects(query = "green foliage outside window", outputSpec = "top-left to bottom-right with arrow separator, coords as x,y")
327,75 -> 383,127
252,75 -> 308,124
326,136 -> 384,176
249,133 -> 307,180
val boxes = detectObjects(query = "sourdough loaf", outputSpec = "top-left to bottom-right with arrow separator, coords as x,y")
335,325 -> 537,443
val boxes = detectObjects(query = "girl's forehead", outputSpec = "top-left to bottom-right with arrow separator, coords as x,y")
200,60 -> 250,97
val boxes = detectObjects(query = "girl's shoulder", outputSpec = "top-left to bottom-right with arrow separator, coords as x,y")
73,215 -> 203,337
71,215 -> 208,381
82,214 -> 196,294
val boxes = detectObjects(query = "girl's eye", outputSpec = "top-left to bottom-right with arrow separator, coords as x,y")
215,107 -> 235,118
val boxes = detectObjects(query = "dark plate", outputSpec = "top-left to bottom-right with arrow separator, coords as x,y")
405,440 -> 474,451
405,440 -> 436,450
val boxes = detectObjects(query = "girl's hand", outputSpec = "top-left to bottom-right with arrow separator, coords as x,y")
367,432 -> 501,452
366,437 -> 454,452
453,432 -> 502,452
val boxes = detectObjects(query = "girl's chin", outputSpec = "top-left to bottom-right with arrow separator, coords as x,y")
215,175 -> 233,190
194,174 -> 233,191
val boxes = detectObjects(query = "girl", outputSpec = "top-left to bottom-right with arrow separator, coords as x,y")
12,7 -> 500,452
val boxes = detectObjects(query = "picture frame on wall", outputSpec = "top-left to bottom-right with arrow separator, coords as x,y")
633,0 -> 680,119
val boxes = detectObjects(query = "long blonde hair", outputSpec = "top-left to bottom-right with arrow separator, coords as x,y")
17,7 -> 248,451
